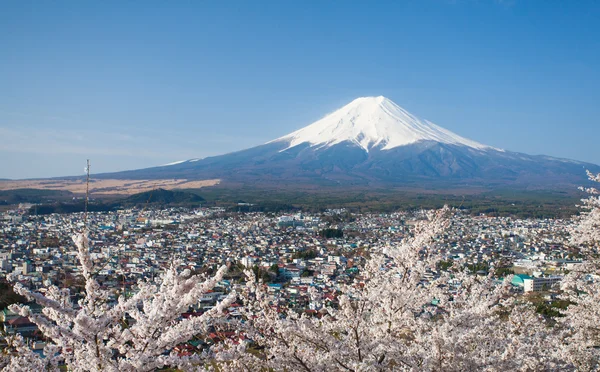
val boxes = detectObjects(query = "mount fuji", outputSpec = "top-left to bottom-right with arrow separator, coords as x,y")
270,96 -> 494,153
101,96 -> 599,189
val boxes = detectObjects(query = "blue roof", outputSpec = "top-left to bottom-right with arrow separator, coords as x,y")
511,274 -> 531,287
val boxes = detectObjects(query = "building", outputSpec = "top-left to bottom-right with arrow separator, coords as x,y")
510,273 -> 531,290
22,261 -> 33,275
240,256 -> 256,268
523,276 -> 562,292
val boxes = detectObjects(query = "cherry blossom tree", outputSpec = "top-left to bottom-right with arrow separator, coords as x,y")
3,232 -> 235,372
571,170 -> 600,245
559,170 -> 600,370
224,207 -> 565,371
0,331 -> 55,371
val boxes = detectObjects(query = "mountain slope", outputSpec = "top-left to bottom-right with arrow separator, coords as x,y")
270,96 -> 493,152
97,97 -> 599,189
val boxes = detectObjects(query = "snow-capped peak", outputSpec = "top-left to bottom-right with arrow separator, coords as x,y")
271,96 -> 496,152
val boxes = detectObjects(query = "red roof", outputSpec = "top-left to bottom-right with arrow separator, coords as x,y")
8,317 -> 34,326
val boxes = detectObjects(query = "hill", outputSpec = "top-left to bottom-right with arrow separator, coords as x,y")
122,188 -> 205,206
0,189 -> 74,205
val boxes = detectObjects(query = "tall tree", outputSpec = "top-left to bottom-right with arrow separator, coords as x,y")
559,170 -> 600,370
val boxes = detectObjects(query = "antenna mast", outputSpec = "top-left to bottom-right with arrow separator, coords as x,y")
84,159 -> 90,230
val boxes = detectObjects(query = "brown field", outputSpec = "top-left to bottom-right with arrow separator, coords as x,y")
0,179 -> 220,195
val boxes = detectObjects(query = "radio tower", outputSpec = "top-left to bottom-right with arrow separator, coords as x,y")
84,159 -> 90,231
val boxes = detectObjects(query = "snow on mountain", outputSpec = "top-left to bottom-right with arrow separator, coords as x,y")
271,96 -> 497,152
162,160 -> 187,166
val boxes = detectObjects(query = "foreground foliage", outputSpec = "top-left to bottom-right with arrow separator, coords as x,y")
1,234 -> 234,371
226,207 -> 565,371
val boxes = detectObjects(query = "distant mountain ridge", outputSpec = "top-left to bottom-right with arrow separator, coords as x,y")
97,97 -> 599,190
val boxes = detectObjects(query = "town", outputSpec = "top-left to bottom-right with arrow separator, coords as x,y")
0,204 -> 579,349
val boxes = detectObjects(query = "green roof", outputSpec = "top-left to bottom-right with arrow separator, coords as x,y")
511,274 -> 531,287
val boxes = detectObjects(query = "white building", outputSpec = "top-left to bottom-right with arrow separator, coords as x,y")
240,256 -> 256,268
523,276 -> 562,292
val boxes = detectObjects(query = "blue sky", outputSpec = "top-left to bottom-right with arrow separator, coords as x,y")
1,0 -> 599,179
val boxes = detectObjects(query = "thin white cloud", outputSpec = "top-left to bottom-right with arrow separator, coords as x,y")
0,125 -> 166,158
